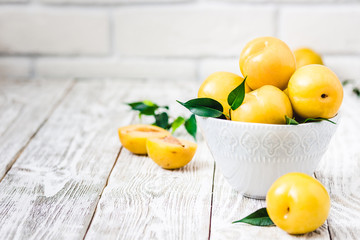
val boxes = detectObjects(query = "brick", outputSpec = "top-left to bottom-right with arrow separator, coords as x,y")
35,58 -> 197,80
323,56 -> 360,81
0,58 -> 30,78
280,6 -> 360,54
199,58 -> 242,82
215,0 -> 334,2
0,0 -> 27,2
41,0 -> 189,4
0,9 -> 109,55
114,6 -> 275,57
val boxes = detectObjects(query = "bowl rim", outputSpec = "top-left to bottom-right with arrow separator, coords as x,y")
196,111 -> 341,128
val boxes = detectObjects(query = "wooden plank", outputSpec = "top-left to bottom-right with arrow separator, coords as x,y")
0,79 -> 73,180
0,80 -> 137,239
84,81 -> 214,240
210,167 -> 330,240
85,142 -> 214,240
315,89 -> 360,239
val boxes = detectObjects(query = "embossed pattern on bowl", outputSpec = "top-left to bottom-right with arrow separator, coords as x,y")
197,115 -> 340,199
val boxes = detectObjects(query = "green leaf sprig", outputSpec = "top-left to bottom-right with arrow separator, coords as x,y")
128,101 -> 168,118
126,100 -> 197,140
227,76 -> 247,119
177,98 -> 226,119
178,77 -> 247,120
228,76 -> 247,111
342,79 -> 360,97
285,115 -> 299,125
232,208 -> 274,226
353,88 -> 360,97
185,114 -> 197,140
342,79 -> 351,86
285,115 -> 336,125
171,116 -> 185,134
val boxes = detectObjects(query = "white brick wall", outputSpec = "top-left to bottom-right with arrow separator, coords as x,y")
114,6 -> 275,57
0,58 -> 30,78
41,0 -> 189,3
0,1 -> 359,81
35,58 -> 197,80
0,8 -> 109,55
280,6 -> 360,54
199,58 -> 241,81
324,56 -> 360,81
0,0 -> 27,2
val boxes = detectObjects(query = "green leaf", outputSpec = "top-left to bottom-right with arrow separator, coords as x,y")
140,105 -> 158,115
232,208 -> 274,226
143,100 -> 169,110
342,79 -> 352,86
185,115 -> 197,140
127,101 -> 158,116
177,98 -> 225,118
171,116 -> 185,134
285,116 -> 336,125
185,114 -> 197,141
228,76 -> 247,111
285,115 -> 299,125
128,101 -> 157,109
127,101 -> 143,109
142,100 -> 157,107
154,112 -> 169,129
302,117 -> 336,124
353,88 -> 360,97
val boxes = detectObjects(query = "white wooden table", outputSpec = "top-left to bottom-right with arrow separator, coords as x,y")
0,79 -> 359,240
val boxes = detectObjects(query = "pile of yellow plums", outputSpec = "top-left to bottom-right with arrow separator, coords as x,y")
198,36 -> 343,124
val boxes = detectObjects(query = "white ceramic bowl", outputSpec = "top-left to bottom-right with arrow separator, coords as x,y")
197,115 -> 340,199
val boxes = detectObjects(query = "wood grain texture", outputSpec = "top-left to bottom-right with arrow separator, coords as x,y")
210,165 -> 330,240
0,80 -> 135,239
0,79 -> 73,180
84,81 -> 214,240
85,142 -> 214,240
1,79 -> 359,240
315,88 -> 360,239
